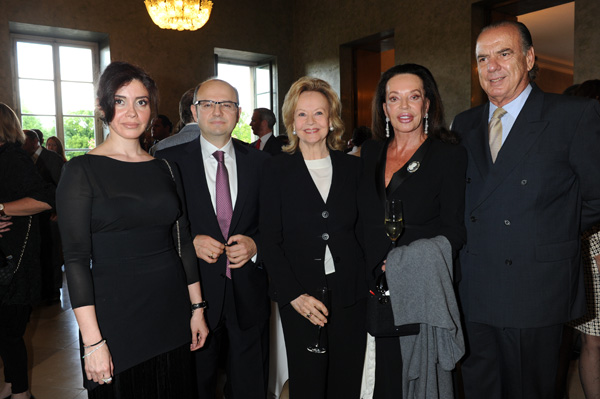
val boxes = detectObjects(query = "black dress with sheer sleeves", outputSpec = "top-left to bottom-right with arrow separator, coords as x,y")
57,154 -> 199,397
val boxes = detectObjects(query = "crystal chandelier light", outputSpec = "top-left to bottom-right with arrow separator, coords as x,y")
144,0 -> 213,31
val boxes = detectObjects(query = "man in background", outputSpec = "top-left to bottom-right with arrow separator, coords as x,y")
249,108 -> 285,156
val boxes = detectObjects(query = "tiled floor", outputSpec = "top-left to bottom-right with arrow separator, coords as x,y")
0,276 -> 587,398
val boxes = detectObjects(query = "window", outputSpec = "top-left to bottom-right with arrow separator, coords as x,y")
215,49 -> 276,143
13,35 -> 100,159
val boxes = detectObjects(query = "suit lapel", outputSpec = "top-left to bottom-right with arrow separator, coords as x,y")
463,103 -> 492,182
374,140 -> 388,204
326,151 -> 347,206
229,140 -> 250,236
473,87 -> 548,209
183,139 -> 223,239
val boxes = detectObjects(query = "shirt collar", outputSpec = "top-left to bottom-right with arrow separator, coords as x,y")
489,83 -> 532,121
200,134 -> 235,161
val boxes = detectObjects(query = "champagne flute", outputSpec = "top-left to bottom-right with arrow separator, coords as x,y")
306,287 -> 330,354
385,199 -> 404,242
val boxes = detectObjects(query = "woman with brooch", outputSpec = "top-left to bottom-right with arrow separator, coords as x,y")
358,64 -> 467,398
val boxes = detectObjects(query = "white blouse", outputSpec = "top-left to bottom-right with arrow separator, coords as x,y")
305,156 -> 335,275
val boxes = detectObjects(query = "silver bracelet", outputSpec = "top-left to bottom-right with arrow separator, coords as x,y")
82,339 -> 106,359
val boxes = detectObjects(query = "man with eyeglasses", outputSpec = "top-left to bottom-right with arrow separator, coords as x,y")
155,78 -> 270,399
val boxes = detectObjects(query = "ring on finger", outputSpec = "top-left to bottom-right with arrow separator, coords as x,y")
102,377 -> 112,383
209,253 -> 214,259
306,313 -> 312,318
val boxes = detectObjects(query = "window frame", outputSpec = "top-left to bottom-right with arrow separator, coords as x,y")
11,33 -> 102,154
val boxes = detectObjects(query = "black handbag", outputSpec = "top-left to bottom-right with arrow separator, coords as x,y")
0,216 -> 32,299
366,273 -> 419,337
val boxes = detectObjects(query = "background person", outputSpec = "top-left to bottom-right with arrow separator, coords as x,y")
0,102 -> 54,399
567,79 -> 600,398
260,77 -> 367,399
56,61 -> 208,398
150,87 -> 199,155
46,136 -> 67,162
249,107 -> 285,156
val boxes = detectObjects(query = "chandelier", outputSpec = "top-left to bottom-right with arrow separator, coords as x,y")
144,0 -> 213,31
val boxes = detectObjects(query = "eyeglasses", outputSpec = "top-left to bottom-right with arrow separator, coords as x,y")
194,100 -> 239,112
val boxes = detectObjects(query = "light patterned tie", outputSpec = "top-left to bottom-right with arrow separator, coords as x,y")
489,107 -> 507,163
214,150 -> 233,279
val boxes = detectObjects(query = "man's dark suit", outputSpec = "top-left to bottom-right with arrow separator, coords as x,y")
155,138 -> 270,399
453,84 -> 600,397
251,134 -> 285,156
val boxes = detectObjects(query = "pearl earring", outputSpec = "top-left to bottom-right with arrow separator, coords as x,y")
385,117 -> 390,138
329,126 -> 334,132
424,114 -> 429,135
293,128 -> 296,135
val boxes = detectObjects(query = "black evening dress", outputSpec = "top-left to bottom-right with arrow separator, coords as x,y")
57,155 -> 199,398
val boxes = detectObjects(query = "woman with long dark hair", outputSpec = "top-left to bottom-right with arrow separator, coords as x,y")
57,62 -> 208,398
359,64 -> 466,397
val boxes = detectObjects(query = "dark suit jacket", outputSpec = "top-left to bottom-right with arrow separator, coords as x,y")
251,134 -> 285,156
358,138 -> 467,288
453,84 -> 600,329
37,147 -> 64,187
259,150 -> 367,309
155,139 -> 270,330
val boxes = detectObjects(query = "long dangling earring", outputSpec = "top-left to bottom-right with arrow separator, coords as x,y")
424,114 -> 429,135
293,125 -> 296,135
385,117 -> 390,138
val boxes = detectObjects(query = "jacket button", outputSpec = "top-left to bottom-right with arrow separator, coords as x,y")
322,211 -> 329,218
466,177 -> 472,183
504,220 -> 511,226
505,259 -> 512,266
521,179 -> 528,185
470,216 -> 477,222
321,233 -> 330,241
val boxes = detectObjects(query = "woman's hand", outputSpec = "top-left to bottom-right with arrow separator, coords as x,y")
291,294 -> 329,327
190,310 -> 209,351
83,342 -> 114,385
0,216 -> 12,237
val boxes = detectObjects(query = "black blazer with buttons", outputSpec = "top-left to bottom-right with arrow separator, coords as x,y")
453,84 -> 600,329
358,138 -> 467,289
259,150 -> 367,309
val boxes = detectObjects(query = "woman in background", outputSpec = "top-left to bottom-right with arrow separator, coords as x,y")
0,103 -> 54,399
568,79 -> 600,398
46,136 -> 67,163
57,62 -> 208,398
260,77 -> 367,398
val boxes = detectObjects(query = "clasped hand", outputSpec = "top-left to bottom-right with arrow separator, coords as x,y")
193,234 -> 256,268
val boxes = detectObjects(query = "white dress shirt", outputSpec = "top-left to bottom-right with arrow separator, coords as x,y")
488,84 -> 532,145
200,135 -> 238,213
257,132 -> 273,151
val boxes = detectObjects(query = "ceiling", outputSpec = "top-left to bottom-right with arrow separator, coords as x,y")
518,2 -> 574,72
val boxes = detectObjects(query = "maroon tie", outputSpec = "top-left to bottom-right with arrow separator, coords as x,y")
214,150 -> 233,278
255,138 -> 261,150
